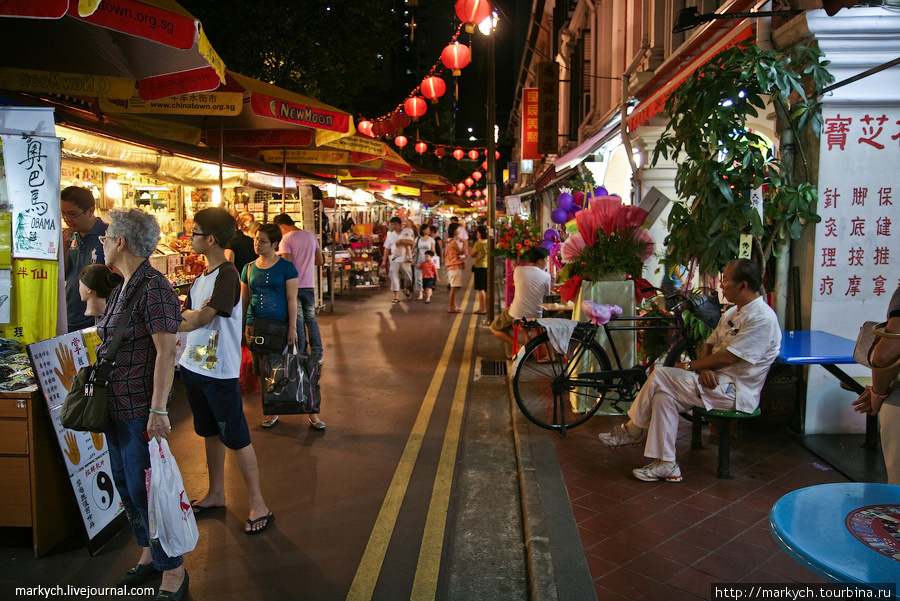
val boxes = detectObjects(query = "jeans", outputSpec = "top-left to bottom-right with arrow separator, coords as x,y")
106,417 -> 183,572
297,288 -> 323,358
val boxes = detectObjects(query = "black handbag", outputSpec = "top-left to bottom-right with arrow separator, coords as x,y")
60,278 -> 149,433
262,347 -> 321,415
245,262 -> 289,354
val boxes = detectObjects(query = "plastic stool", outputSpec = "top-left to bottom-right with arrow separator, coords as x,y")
691,406 -> 761,478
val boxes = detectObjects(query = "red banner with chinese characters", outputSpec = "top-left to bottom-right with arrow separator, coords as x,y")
521,87 -> 540,160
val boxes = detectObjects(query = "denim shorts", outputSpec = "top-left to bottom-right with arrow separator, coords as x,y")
181,368 -> 252,450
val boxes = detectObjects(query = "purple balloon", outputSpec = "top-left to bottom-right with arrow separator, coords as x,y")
593,186 -> 608,197
557,192 -> 575,212
543,228 -> 558,241
550,208 -> 568,224
540,241 -> 555,251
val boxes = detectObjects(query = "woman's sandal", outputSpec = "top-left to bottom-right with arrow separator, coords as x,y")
391,299 -> 400,304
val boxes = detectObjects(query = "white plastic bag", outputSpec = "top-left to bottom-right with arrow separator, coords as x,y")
147,438 -> 199,557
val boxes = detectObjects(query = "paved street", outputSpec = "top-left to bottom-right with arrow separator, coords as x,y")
0,275 -> 549,601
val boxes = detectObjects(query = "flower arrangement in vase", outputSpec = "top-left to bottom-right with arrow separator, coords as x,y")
492,215 -> 542,260
558,195 -> 655,302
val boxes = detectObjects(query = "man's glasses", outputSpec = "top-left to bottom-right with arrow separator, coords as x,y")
62,210 -> 85,220
191,231 -> 208,237
254,238 -> 271,245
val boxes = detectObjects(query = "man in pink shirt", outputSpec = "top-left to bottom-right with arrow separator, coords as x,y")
273,214 -> 324,361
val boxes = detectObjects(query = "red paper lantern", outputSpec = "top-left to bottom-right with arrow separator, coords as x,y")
495,150 -> 501,159
467,149 -> 479,160
435,147 -> 447,158
441,42 -> 471,76
415,141 -> 428,154
465,190 -> 473,197
455,0 -> 492,30
404,96 -> 427,121
371,121 -> 384,137
456,190 -> 462,196
475,190 -> 483,197
472,171 -> 482,180
383,120 -> 398,135
394,135 -> 408,148
452,148 -> 465,160
456,182 -> 466,190
391,111 -> 411,130
481,161 -> 488,170
358,120 -> 373,137
421,76 -> 447,104
465,177 -> 475,187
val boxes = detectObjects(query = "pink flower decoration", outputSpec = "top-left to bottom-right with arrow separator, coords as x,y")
581,301 -> 623,326
560,232 -> 586,263
587,196 -> 623,236
632,228 -> 655,263
574,209 -> 598,246
616,205 -> 649,232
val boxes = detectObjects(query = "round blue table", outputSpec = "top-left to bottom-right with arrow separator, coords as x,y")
769,483 -> 900,596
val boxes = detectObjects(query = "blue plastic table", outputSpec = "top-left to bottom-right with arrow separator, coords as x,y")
778,330 -> 877,447
770,483 -> 900,595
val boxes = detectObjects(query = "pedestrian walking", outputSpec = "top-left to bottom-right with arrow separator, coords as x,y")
273,212 -> 326,430
445,223 -> 466,313
418,250 -> 437,303
383,216 -> 416,303
240,224 -> 299,429
97,208 -> 188,600
472,225 -> 489,314
179,208 -> 274,534
413,223 -> 435,301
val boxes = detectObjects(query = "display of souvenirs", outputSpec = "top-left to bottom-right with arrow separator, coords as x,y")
0,337 -> 34,391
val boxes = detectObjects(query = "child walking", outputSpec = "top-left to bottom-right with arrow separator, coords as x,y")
418,250 -> 437,303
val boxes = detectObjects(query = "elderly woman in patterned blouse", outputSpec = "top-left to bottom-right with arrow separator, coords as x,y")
98,208 -> 188,600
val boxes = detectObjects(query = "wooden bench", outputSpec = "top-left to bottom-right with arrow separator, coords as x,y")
691,406 -> 761,478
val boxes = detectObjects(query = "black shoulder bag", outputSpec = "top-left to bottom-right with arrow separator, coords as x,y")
60,277 -> 149,433
246,262 -> 289,354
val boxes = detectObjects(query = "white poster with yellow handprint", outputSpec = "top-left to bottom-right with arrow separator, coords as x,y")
27,331 -> 123,539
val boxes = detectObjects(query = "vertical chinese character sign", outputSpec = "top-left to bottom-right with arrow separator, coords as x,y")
521,88 -> 540,160
807,105 -> 900,434
27,332 -> 124,543
0,110 -> 62,342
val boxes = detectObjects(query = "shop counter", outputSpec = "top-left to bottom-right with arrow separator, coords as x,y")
0,389 -> 80,556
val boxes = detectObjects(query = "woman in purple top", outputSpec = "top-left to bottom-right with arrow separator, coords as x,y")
97,209 -> 187,600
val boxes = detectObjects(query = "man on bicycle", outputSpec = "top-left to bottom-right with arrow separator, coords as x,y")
599,259 -> 781,482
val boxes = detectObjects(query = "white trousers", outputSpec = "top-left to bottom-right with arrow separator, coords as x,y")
627,366 -> 737,462
389,261 -> 412,292
413,267 -> 424,292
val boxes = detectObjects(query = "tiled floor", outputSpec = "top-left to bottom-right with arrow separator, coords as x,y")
554,414 -> 849,600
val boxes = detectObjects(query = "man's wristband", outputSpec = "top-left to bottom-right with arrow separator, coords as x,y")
684,361 -> 693,372
149,408 -> 169,416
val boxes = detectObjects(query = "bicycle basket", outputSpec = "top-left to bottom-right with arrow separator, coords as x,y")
687,294 -> 721,330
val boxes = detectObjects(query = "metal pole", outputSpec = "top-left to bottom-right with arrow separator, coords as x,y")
218,117 -> 224,203
282,149 -> 287,213
486,27 -> 497,323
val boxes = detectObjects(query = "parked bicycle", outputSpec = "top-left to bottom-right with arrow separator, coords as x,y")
511,291 -> 720,436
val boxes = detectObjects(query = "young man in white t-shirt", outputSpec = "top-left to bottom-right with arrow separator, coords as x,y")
490,247 -> 552,354
178,208 -> 273,534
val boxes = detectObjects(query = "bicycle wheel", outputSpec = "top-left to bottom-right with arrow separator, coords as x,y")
663,338 -> 693,367
512,331 -> 612,431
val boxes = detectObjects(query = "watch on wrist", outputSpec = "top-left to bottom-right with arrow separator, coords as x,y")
685,361 -> 692,372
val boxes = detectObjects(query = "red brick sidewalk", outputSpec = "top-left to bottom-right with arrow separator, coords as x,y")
554,414 -> 847,600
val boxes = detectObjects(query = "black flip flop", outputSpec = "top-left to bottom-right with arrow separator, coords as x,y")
190,500 -> 225,515
245,512 -> 274,535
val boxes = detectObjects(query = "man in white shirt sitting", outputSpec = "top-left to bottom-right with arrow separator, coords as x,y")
490,247 -> 552,356
599,258 -> 781,483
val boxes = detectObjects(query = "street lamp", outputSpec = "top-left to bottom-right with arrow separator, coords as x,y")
479,10 -> 498,322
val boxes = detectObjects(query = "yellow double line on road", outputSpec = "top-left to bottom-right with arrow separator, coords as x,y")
347,279 -> 478,601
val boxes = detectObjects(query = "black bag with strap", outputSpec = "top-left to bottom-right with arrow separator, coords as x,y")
60,277 -> 150,433
245,262 -> 289,354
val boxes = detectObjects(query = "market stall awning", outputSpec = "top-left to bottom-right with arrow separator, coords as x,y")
100,70 -> 356,148
626,20 -> 752,131
0,0 -> 225,100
